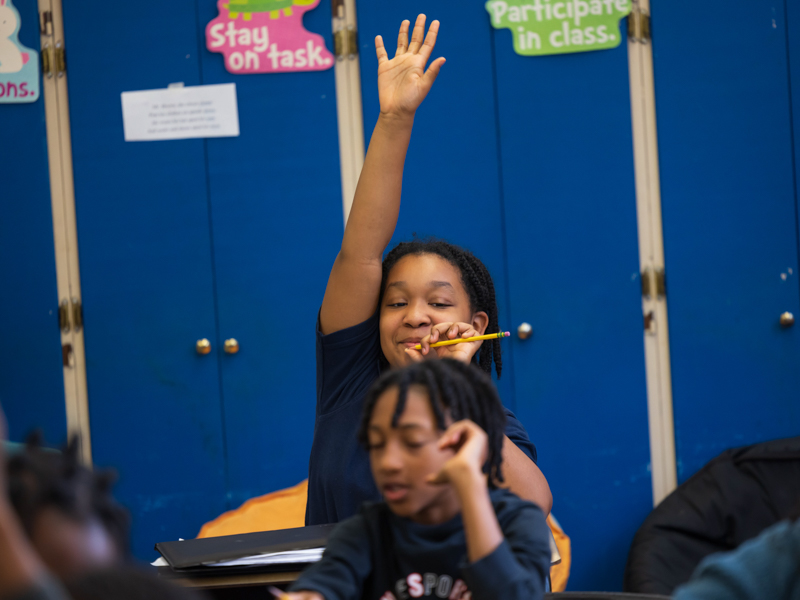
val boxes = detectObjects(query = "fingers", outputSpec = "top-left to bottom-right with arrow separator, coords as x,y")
420,322 -> 454,355
437,420 -> 483,449
404,347 -> 425,363
395,19 -> 409,57
375,35 -> 389,64
418,19 -> 440,62
422,57 -> 446,89
426,469 -> 449,485
408,14 -> 426,54
437,422 -> 468,450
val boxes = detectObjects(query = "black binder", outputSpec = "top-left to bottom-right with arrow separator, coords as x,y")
155,524 -> 335,572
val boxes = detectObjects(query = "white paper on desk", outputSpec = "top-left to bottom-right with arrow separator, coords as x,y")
121,83 -> 239,142
205,547 -> 324,568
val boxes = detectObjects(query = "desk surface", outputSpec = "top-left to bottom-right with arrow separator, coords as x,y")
171,570 -> 300,590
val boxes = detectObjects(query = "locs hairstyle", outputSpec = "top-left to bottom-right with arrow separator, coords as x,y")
358,359 -> 507,485
6,432 -> 130,556
380,238 -> 504,378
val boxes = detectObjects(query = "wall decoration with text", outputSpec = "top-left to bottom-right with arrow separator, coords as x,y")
486,0 -> 631,56
206,0 -> 334,74
0,0 -> 39,103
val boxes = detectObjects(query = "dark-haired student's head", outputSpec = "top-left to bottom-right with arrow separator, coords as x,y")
6,433 -> 128,580
379,239 -> 502,376
65,565 -> 208,600
358,359 -> 506,525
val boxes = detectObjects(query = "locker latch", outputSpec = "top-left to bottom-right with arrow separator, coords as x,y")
40,10 -> 53,35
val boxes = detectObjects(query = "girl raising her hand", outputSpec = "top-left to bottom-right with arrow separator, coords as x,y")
307,15 -> 551,525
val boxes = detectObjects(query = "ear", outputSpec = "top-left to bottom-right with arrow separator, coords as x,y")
471,311 -> 489,335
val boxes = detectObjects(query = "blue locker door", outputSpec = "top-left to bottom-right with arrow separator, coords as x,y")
0,0 -> 66,444
356,3 -> 518,406
493,31 -> 652,591
62,1 -> 227,559
196,2 -> 344,505
652,1 -> 800,482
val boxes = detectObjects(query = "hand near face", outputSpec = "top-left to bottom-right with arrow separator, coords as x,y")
375,15 -> 445,118
404,322 -> 484,365
426,420 -> 488,487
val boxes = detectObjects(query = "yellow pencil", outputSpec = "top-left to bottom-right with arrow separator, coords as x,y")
413,331 -> 510,350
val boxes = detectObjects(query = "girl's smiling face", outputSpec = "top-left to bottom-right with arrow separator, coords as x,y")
379,254 -> 486,367
367,384 -> 460,524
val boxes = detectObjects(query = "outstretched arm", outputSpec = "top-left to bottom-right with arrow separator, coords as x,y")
319,15 -> 446,335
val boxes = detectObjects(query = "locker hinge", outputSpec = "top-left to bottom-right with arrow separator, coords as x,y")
54,42 -> 66,78
41,44 -> 53,78
333,26 -> 358,60
58,298 -> 83,332
627,4 -> 651,43
331,0 -> 357,60
40,43 -> 65,79
641,267 -> 665,300
71,297 -> 83,332
59,299 -> 70,332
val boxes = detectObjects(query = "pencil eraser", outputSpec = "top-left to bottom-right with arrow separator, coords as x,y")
504,331 -> 510,337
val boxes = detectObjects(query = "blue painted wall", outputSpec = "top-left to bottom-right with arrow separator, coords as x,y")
0,0 -> 66,446
652,0 -> 800,482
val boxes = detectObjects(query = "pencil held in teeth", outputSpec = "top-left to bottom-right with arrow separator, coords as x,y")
413,331 -> 511,350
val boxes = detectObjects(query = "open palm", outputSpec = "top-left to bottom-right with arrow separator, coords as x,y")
375,15 -> 445,117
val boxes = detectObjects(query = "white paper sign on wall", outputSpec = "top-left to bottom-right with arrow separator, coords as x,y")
121,83 -> 240,142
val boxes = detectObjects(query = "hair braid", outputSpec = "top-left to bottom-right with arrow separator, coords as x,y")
381,238 -> 504,378
358,359 -> 507,485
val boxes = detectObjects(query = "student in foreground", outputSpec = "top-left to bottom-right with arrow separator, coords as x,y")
286,360 -> 551,600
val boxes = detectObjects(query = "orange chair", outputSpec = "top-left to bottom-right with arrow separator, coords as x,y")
198,480 -> 571,591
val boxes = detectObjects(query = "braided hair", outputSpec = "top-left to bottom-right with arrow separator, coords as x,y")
380,238 -> 504,378
358,359 -> 507,485
6,432 -> 130,557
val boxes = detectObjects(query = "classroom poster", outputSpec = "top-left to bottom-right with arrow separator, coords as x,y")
486,0 -> 631,56
0,0 -> 39,103
206,0 -> 334,74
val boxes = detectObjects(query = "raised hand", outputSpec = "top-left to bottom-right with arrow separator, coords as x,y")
404,321 -> 484,365
374,15 -> 446,118
427,420 -> 489,486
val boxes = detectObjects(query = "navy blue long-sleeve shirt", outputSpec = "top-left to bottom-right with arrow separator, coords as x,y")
306,310 -> 539,526
292,488 -> 551,600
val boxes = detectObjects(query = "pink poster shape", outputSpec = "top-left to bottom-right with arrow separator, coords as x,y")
206,0 -> 334,74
